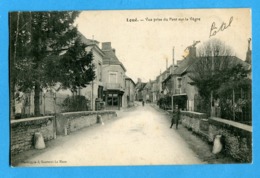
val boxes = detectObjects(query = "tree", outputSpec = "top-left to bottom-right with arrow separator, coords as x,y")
189,39 -> 249,115
57,38 -> 95,92
10,11 -> 95,118
216,66 -> 251,122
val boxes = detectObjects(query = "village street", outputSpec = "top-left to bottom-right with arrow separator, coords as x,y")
15,104 -> 202,166
7,10 -> 252,178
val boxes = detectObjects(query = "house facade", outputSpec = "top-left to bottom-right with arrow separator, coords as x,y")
125,77 -> 136,107
101,42 -> 127,110
15,87 -> 73,118
142,80 -> 153,103
135,78 -> 146,101
158,45 -> 198,111
151,77 -> 160,103
79,36 -> 104,111
171,46 -> 198,111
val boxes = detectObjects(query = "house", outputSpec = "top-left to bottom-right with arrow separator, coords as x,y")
15,86 -> 73,118
142,80 -> 154,103
125,76 -> 136,107
101,42 -> 127,110
15,34 -> 105,117
151,77 -> 160,103
79,35 -> 104,111
170,42 -> 251,113
135,78 -> 146,101
159,44 -> 198,111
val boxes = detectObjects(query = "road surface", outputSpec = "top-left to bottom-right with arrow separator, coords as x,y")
17,104 -> 202,166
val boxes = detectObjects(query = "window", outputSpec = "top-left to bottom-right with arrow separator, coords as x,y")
109,72 -> 117,83
107,93 -> 118,106
177,77 -> 182,88
99,63 -> 102,81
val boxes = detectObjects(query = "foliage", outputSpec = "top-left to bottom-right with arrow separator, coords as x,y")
217,78 -> 251,122
10,11 -> 95,117
189,39 -> 234,99
10,11 -> 80,89
58,39 -> 96,92
157,95 -> 187,110
62,95 -> 90,112
189,39 -> 250,115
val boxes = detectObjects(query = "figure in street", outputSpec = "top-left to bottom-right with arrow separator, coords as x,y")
142,100 -> 145,106
170,105 -> 180,129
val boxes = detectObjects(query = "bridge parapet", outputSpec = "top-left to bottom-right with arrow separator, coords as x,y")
10,111 -> 117,157
180,111 -> 252,163
56,111 -> 117,135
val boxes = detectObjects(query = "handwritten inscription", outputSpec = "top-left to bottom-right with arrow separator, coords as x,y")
209,16 -> 233,38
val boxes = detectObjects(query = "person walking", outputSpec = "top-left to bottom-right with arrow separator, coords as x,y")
170,105 -> 180,129
175,107 -> 181,129
142,100 -> 145,107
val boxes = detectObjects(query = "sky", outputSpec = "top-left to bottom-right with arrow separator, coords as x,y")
75,9 -> 251,83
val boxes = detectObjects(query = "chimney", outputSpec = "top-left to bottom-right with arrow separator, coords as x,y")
102,42 -> 112,50
188,46 -> 196,58
188,41 -> 200,58
137,78 -> 141,83
112,49 -> 116,54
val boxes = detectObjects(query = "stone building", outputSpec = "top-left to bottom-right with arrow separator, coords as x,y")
79,35 -> 104,111
125,76 -> 136,107
135,78 -> 146,101
101,42 -> 127,110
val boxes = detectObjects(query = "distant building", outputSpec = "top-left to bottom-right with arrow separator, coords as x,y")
135,78 -> 146,101
142,80 -> 154,103
125,76 -> 136,107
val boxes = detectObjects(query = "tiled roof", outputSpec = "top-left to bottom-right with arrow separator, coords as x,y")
172,56 -> 196,75
77,32 -> 104,57
135,82 -> 147,91
125,76 -> 136,85
78,31 -> 99,45
162,74 -> 173,83
102,49 -> 127,71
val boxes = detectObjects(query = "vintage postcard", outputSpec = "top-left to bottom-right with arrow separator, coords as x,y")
10,9 -> 252,167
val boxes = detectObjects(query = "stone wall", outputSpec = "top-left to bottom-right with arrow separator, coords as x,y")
11,116 -> 55,155
181,111 -> 208,135
56,111 -> 117,135
180,111 -> 252,162
208,117 -> 252,162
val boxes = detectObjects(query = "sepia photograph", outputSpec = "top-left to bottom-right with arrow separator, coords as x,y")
9,9 -> 252,167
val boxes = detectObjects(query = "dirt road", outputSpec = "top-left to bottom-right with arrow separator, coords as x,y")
16,105 -> 202,166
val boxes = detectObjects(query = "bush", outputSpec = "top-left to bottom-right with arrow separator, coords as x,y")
62,95 -> 90,112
